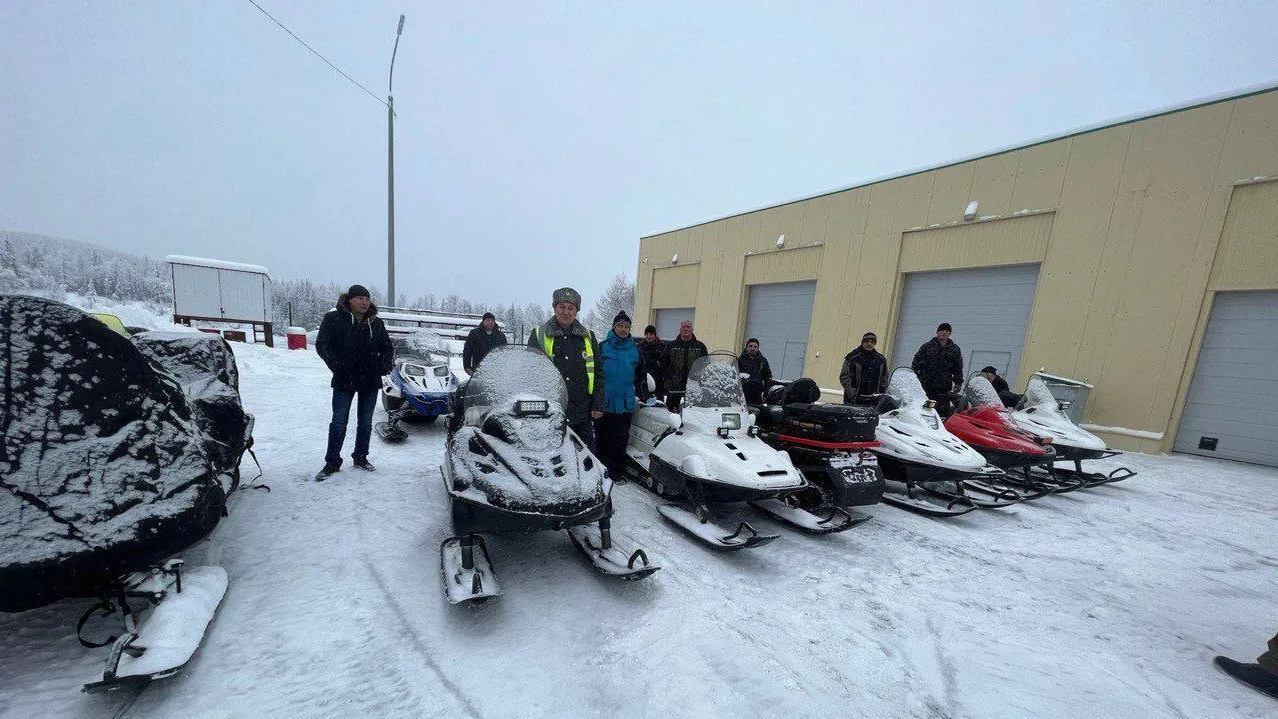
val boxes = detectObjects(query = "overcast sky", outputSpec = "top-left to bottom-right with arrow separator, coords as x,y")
3,1 -> 1277,309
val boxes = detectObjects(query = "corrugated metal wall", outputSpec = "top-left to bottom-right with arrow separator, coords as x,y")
635,88 -> 1278,452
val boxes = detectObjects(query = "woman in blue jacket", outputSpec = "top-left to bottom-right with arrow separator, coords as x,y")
595,311 -> 646,479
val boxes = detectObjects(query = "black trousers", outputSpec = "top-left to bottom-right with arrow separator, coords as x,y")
593,412 -> 633,475
569,418 -> 596,454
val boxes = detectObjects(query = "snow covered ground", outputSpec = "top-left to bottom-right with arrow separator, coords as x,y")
2,341 -> 1276,719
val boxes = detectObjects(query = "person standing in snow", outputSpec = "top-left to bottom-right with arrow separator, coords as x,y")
596,311 -> 646,479
911,322 -> 963,416
840,331 -> 889,404
528,287 -> 605,450
315,284 -> 394,480
737,338 -> 772,406
637,325 -> 666,399
979,366 -> 1023,408
661,319 -> 708,412
462,311 -> 508,375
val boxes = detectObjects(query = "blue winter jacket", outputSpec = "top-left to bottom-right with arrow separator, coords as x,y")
600,330 -> 641,414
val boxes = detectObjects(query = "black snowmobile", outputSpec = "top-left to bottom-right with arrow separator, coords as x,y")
750,378 -> 885,529
439,345 -> 658,605
1,296 -> 235,693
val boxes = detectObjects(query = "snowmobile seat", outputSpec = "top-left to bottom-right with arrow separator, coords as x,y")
778,378 -> 822,408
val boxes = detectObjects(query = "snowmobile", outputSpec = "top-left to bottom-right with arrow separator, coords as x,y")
625,353 -> 854,549
377,333 -> 459,442
871,368 -> 1021,516
943,375 -> 1070,499
750,377 -> 885,529
2,296 -> 230,693
440,345 -> 657,605
1007,374 -> 1137,487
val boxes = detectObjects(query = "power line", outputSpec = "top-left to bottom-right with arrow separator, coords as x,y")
245,0 -> 388,109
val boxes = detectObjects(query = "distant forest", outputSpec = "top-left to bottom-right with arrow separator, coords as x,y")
0,231 -> 633,338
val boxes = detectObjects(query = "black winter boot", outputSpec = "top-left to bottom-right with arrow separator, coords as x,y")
315,465 -> 340,481
354,459 -> 376,471
1215,656 -> 1278,700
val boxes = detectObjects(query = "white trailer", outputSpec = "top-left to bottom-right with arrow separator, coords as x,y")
167,255 -> 274,346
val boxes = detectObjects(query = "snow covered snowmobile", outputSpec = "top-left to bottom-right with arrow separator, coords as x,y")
1,296 -> 230,693
750,377 -> 885,529
1007,374 -> 1137,487
625,353 -> 852,549
943,375 -> 1069,498
871,368 -> 1021,516
377,332 -> 459,442
440,345 -> 657,605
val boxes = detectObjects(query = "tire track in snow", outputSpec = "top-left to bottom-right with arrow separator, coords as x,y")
348,492 -> 484,719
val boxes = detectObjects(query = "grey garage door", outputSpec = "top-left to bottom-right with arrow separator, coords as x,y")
655,307 -> 695,341
890,264 -> 1041,387
743,281 -> 816,381
1173,290 -> 1278,467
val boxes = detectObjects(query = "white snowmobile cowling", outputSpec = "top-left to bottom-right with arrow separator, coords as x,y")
626,355 -> 803,492
875,368 -> 988,473
1009,376 -> 1107,452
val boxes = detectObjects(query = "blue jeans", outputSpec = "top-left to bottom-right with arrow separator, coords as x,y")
325,387 -> 378,467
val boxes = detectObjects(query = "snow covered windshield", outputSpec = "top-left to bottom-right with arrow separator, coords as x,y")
886,367 -> 930,408
395,330 -> 449,365
1024,375 -> 1059,409
465,345 -> 566,417
964,375 -> 1003,407
685,354 -> 746,408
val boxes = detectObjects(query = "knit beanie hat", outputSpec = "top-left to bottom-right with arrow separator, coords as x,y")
612,311 -> 632,328
346,284 -> 371,300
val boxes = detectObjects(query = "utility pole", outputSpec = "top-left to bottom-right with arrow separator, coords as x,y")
387,14 -> 405,306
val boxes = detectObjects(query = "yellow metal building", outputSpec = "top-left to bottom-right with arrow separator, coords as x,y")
634,84 -> 1278,464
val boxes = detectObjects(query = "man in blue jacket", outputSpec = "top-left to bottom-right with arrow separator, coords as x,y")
596,311 -> 645,479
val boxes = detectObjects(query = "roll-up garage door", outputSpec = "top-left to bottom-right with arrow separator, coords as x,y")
890,264 -> 1040,387
1173,290 -> 1278,467
743,281 -> 817,381
655,308 -> 695,341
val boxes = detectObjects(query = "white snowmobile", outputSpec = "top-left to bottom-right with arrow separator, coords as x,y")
871,368 -> 1020,516
626,353 -> 854,549
440,345 -> 657,605
1008,374 -> 1137,487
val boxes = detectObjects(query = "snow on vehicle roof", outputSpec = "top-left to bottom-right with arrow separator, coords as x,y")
166,255 -> 271,278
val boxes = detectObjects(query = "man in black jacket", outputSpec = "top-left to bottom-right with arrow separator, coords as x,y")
637,325 -> 665,399
979,366 -> 1023,408
840,331 -> 888,404
315,284 -> 395,479
911,322 -> 963,416
528,287 -> 605,450
662,319 -> 708,411
462,312 -> 508,374
737,338 -> 772,405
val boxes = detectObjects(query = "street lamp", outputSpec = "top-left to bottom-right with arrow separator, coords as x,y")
387,14 -> 405,307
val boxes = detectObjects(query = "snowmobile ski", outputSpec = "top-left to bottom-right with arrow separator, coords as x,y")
920,480 -> 1022,509
82,564 -> 228,693
440,535 -> 501,605
880,485 -> 981,517
567,525 -> 660,580
1031,461 -> 1137,488
657,504 -> 779,550
962,476 -> 1054,502
1213,656 -> 1278,700
748,497 -> 870,534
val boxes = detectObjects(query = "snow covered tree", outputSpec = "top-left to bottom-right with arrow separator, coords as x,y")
583,273 -> 636,336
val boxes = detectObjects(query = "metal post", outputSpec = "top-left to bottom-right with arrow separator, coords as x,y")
387,14 -> 405,308
388,93 -> 395,305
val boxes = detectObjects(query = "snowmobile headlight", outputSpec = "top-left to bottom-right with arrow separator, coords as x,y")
402,363 -> 427,377
433,365 -> 450,377
515,400 -> 549,417
720,413 -> 742,430
717,427 -> 730,439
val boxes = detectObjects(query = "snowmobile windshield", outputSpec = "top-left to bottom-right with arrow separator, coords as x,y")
886,367 -> 930,408
396,330 -> 449,365
685,354 -> 747,408
464,345 -> 567,422
1024,376 -> 1059,409
964,375 -> 1003,407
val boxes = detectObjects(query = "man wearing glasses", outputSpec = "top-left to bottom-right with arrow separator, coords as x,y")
840,331 -> 888,404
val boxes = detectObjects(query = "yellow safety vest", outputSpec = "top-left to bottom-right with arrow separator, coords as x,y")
535,326 -> 595,395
